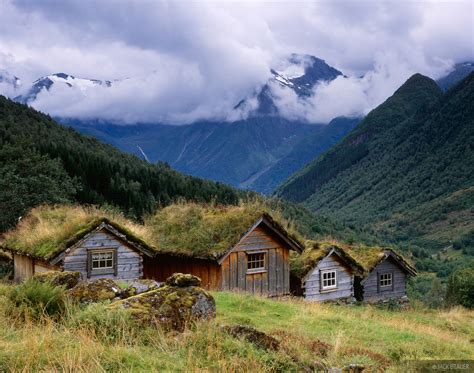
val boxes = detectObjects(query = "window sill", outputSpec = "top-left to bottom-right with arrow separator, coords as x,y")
89,268 -> 116,276
246,269 -> 267,275
320,287 -> 338,293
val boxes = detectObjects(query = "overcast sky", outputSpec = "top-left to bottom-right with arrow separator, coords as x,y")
0,0 -> 472,124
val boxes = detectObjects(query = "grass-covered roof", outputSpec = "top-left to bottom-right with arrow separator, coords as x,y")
289,240 -> 365,279
144,200 -> 303,260
290,239 -> 416,279
1,201 -> 303,262
1,205 -> 154,260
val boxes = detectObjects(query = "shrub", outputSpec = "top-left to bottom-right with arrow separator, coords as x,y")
7,279 -> 67,321
445,266 -> 474,309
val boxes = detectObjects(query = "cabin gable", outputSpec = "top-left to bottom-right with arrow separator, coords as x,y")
360,256 -> 408,301
62,228 -> 143,281
303,252 -> 355,301
219,222 -> 291,296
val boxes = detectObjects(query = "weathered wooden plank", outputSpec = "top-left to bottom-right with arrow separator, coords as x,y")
221,257 -> 230,290
262,270 -> 269,295
230,253 -> 238,289
246,273 -> 254,293
234,242 -> 280,251
268,249 -> 276,295
283,249 -> 289,294
275,248 -> 283,295
254,273 -> 262,295
237,252 -> 247,290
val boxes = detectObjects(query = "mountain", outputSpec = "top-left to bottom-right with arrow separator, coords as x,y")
276,73 -> 474,264
437,62 -> 474,91
238,54 -> 343,115
3,55 -> 353,193
63,117 -> 317,187
63,115 -> 358,193
0,95 -> 242,232
15,73 -> 112,103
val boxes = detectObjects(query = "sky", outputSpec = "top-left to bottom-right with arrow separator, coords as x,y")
0,0 -> 472,124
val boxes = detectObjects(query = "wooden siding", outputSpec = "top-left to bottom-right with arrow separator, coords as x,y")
303,253 -> 354,301
142,255 -> 221,289
220,224 -> 290,296
13,253 -> 34,282
362,257 -> 407,301
63,229 -> 143,281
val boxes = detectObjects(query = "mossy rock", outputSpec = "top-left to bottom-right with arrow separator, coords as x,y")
33,271 -> 81,290
121,279 -> 161,298
165,273 -> 201,287
223,325 -> 280,351
112,281 -> 215,331
68,278 -> 122,304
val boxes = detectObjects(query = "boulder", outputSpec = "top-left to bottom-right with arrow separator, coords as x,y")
33,271 -> 81,289
121,279 -> 162,298
68,278 -> 122,304
223,325 -> 280,351
165,273 -> 201,287
112,274 -> 215,331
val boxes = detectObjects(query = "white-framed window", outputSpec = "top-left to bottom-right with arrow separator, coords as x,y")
91,250 -> 114,269
87,249 -> 117,277
321,270 -> 337,290
379,273 -> 393,287
247,252 -> 266,272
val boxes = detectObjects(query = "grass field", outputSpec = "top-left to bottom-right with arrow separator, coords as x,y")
0,283 -> 472,372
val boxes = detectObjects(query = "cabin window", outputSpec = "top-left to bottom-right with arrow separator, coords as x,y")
379,273 -> 393,288
321,270 -> 337,290
88,249 -> 117,277
247,252 -> 265,272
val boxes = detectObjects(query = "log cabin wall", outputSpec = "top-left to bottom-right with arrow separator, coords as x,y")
362,256 -> 407,302
303,254 -> 354,301
220,225 -> 290,296
142,255 -> 221,289
62,229 -> 143,281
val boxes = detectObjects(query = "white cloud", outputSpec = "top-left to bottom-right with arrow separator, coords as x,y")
0,0 -> 472,124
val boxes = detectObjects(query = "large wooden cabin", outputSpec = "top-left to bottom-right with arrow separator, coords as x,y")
143,213 -> 304,296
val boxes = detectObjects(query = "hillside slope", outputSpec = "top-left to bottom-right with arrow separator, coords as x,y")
0,286 -> 472,371
276,73 -> 474,253
0,96 -> 241,231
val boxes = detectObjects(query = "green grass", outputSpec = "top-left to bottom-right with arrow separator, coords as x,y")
0,283 -> 472,372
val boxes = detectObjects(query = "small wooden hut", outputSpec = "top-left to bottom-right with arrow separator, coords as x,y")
352,248 -> 417,302
290,244 -> 364,301
1,206 -> 155,282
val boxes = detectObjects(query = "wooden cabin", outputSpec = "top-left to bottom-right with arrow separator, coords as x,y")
2,204 -> 303,297
3,214 -> 155,282
354,249 -> 417,302
143,213 -> 304,296
292,246 -> 364,302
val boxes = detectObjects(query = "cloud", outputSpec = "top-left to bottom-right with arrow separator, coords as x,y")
0,0 -> 472,124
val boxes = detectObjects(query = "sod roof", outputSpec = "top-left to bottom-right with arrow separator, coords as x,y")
289,241 -> 365,279
290,239 -> 416,279
0,205 -> 154,261
1,201 -> 304,262
144,201 -> 304,260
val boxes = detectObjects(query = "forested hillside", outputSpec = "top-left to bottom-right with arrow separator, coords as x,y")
277,73 -> 474,274
0,96 -> 241,232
